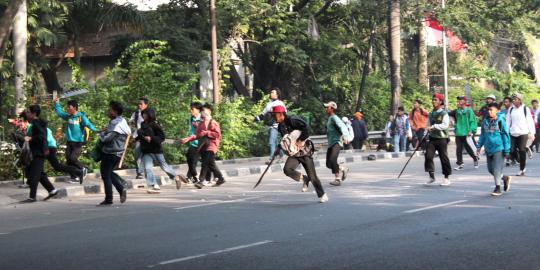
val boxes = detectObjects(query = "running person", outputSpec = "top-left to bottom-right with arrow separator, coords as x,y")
254,87 -> 286,165
271,104 -> 328,203
323,101 -> 351,186
425,93 -> 452,186
449,96 -> 479,170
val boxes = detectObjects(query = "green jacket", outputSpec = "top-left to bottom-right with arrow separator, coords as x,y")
326,115 -> 350,147
452,107 -> 477,137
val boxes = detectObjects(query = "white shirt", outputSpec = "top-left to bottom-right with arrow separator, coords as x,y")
506,104 -> 536,136
129,110 -> 144,138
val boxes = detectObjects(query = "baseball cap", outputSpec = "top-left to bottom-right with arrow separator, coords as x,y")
323,101 -> 337,110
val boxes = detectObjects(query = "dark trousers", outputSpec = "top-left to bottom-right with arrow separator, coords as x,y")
186,146 -> 199,180
26,157 -> 55,199
511,135 -> 528,171
425,137 -> 452,177
352,138 -> 365,150
199,151 -> 223,182
455,136 -> 478,165
100,153 -> 123,203
66,142 -> 84,178
47,148 -> 82,178
413,129 -> 427,150
530,128 -> 540,152
326,143 -> 341,174
283,155 -> 325,198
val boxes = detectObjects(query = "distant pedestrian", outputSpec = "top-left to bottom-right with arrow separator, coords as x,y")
449,96 -> 479,170
425,93 -> 452,186
384,114 -> 394,152
351,112 -> 368,150
254,87 -> 286,165
324,102 -> 351,186
528,99 -> 540,153
129,97 -> 149,179
185,103 -> 225,189
341,116 -> 355,150
98,101 -> 131,206
409,99 -> 429,150
506,93 -> 536,176
180,102 -> 204,184
390,106 -> 412,153
137,108 -> 183,193
271,104 -> 327,203
20,105 -> 58,203
54,98 -> 97,184
476,103 -> 511,196
478,94 -> 497,121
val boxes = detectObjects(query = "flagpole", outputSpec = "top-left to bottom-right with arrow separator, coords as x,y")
441,0 -> 448,107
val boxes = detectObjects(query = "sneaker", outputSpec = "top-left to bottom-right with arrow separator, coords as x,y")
20,198 -> 37,203
425,172 -> 436,185
516,169 -> 526,176
202,180 -> 213,187
302,175 -> 309,192
147,188 -> 160,194
264,160 -> 272,165
319,193 -> 329,203
527,147 -> 533,159
330,179 -> 341,186
502,176 -> 511,192
213,178 -> 226,187
340,166 -> 349,181
440,177 -> 451,186
43,189 -> 59,201
474,160 -> 479,169
505,160 -> 511,167
454,164 -> 464,171
175,175 -> 186,190
120,190 -> 127,203
153,184 -> 160,190
81,167 -> 88,184
69,178 -> 80,184
136,174 -> 144,179
491,186 -> 502,196
97,201 -> 113,206
194,181 -> 204,189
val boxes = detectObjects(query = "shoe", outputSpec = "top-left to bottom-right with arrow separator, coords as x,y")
264,160 -> 272,165
20,198 -> 37,203
491,186 -> 502,196
194,182 -> 204,189
454,164 -> 464,171
153,184 -> 160,190
505,160 -> 511,167
302,175 -> 309,192
120,190 -> 127,203
425,172 -> 436,185
81,167 -> 88,184
527,147 -> 533,159
516,169 -> 526,176
97,201 -> 113,206
136,174 -> 144,179
502,176 -> 511,192
69,178 -> 80,184
43,189 -> 59,201
175,175 -> 186,190
202,180 -> 213,187
440,177 -> 451,186
319,193 -> 329,203
340,166 -> 349,181
147,188 -> 161,194
330,179 -> 341,186
474,160 -> 479,169
213,178 -> 226,187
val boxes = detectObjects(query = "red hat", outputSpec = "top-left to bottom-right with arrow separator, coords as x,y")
271,105 -> 287,113
432,93 -> 444,101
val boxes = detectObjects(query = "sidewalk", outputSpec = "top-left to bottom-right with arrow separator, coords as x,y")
0,149 -> 420,205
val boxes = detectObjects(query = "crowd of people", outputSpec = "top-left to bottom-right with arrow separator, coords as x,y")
11,88 -> 539,204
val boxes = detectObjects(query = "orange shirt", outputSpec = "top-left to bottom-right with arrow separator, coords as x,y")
410,108 -> 429,131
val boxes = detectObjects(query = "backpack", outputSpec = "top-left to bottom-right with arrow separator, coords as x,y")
77,113 -> 91,145
508,106 -> 531,129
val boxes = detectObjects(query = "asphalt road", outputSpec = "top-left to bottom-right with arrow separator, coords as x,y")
1,153 -> 539,270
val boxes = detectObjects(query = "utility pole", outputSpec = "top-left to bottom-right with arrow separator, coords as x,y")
209,0 -> 220,104
13,0 -> 27,114
441,0 -> 448,107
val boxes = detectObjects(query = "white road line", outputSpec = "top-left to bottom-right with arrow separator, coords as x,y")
148,240 -> 272,268
0,232 -> 11,235
403,200 -> 468,214
172,196 -> 262,210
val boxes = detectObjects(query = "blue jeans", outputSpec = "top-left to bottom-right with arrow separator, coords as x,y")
393,135 -> 407,153
134,141 -> 144,175
142,153 -> 177,187
486,151 -> 505,186
269,127 -> 280,159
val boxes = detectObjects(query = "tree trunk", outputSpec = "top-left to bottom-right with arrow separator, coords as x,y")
417,20 -> 428,90
388,0 -> 401,115
0,0 -> 25,66
13,0 -> 26,114
356,17 -> 376,112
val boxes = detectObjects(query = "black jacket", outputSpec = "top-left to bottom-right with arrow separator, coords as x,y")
351,119 -> 368,141
29,119 -> 48,158
136,109 -> 165,154
278,116 -> 309,141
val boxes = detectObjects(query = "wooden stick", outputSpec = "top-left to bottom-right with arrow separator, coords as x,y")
117,135 -> 131,169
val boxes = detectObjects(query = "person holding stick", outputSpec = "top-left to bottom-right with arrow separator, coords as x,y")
425,93 -> 452,186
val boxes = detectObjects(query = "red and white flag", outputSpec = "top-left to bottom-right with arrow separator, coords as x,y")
424,17 -> 467,52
